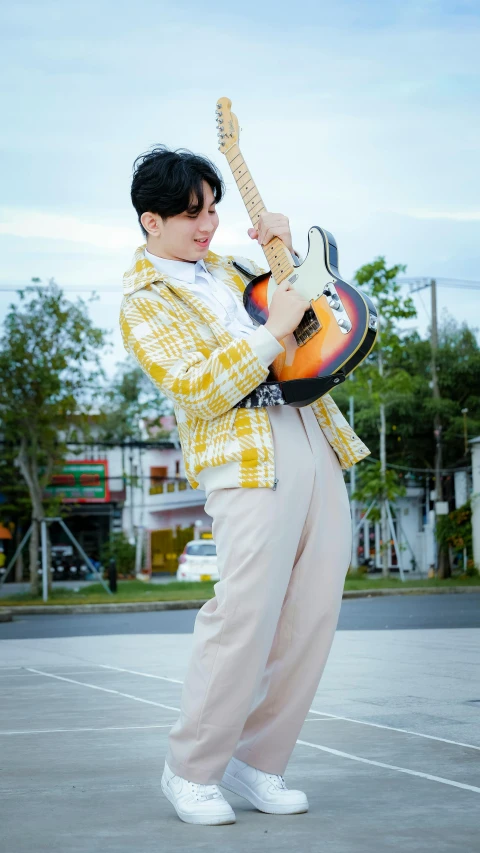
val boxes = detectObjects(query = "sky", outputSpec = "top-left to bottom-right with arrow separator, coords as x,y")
1,0 -> 479,376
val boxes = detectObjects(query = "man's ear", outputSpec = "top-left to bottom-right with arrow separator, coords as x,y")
140,211 -> 162,237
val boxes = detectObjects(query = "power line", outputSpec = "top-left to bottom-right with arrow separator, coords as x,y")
364,455 -> 471,475
398,276 -> 480,291
1,276 -> 480,295
0,284 -> 119,293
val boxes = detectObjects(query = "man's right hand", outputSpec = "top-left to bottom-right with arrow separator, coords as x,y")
264,279 -> 310,342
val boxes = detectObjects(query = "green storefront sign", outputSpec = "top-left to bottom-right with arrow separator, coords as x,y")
45,460 -> 110,503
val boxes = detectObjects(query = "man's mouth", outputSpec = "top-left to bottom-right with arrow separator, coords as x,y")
194,237 -> 210,246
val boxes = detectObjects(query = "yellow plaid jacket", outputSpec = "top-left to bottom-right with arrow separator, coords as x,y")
120,245 -> 370,492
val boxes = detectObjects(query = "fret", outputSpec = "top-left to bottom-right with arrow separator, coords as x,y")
226,145 -> 242,165
263,238 -> 295,282
248,200 -> 265,219
238,180 -> 254,197
234,165 -> 248,179
245,194 -> 262,212
267,245 -> 290,259
236,169 -> 253,184
242,186 -> 259,204
237,172 -> 255,193
224,141 -> 294,281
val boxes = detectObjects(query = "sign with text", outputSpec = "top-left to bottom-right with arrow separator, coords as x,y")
46,460 -> 110,503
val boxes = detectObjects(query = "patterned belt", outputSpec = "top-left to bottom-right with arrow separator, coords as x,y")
234,371 -> 346,409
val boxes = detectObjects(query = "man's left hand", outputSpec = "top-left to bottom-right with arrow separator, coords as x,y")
248,212 -> 293,252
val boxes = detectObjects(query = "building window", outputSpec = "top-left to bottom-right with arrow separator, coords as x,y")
150,466 -> 168,486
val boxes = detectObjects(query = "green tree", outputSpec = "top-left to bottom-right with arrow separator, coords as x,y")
100,532 -> 136,576
336,315 -> 480,471
0,278 -> 108,594
97,360 -> 172,444
0,442 -> 31,581
351,256 -> 416,576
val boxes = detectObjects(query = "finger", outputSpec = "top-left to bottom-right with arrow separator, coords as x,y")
248,228 -> 258,240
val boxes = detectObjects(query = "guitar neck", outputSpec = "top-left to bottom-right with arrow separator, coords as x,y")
225,143 -> 295,283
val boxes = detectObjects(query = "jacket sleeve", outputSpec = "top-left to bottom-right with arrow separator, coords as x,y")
120,292 -> 284,421
310,395 -> 371,469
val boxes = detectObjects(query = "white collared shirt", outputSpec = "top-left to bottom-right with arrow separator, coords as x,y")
144,250 -> 260,340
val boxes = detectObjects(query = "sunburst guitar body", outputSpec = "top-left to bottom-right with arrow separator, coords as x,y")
241,225 -> 377,381
216,97 -> 378,395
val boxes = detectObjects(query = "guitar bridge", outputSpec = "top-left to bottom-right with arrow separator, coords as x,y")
293,303 -> 322,347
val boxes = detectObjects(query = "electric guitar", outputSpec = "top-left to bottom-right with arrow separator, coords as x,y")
215,97 -> 378,405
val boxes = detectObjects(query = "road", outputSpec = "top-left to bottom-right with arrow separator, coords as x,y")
1,593 -> 479,640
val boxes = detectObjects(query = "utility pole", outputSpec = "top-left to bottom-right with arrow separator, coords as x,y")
348,380 -> 358,570
402,276 -> 454,575
430,278 -> 443,506
461,408 -> 469,456
377,342 -> 389,577
128,437 -> 135,546
430,278 -> 449,576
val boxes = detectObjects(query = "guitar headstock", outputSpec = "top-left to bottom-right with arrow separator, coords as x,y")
216,97 -> 239,154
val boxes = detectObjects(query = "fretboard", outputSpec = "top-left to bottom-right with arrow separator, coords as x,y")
225,143 -> 295,283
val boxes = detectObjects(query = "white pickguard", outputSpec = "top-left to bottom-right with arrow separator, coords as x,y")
267,227 -> 336,304
266,227 -> 352,345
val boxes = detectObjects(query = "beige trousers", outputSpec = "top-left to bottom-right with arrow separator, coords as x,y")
166,403 -> 352,785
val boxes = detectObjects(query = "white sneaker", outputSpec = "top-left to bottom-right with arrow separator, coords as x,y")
161,760 -> 236,825
220,756 -> 308,815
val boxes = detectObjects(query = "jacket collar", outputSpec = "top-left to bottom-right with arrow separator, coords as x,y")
123,244 -> 246,347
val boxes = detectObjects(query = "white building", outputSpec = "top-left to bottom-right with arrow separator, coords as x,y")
51,416 -> 212,574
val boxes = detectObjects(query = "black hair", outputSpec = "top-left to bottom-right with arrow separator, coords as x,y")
130,145 -> 225,237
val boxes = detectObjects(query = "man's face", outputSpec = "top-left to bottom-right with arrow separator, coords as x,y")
142,181 -> 219,262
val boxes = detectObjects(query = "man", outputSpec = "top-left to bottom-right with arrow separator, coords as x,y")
120,145 -> 370,826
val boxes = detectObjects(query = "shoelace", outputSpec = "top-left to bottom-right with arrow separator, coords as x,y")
267,774 -> 287,790
189,781 -> 221,801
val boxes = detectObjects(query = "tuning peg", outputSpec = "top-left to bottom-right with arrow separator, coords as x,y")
216,103 -> 221,108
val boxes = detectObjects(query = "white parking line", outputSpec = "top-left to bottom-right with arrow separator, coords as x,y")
97,663 -> 183,684
297,739 -> 480,795
98,663 -> 480,753
0,723 -> 177,735
25,668 -> 181,712
20,665 -> 480,795
307,708 -> 480,752
304,717 -> 340,722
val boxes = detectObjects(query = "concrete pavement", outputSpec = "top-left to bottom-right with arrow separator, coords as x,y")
1,598 -> 479,852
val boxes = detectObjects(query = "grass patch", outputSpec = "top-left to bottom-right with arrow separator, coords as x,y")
1,572 -> 479,607
1,579 -> 215,606
343,571 -> 480,590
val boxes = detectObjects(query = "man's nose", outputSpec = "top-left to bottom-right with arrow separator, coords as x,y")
198,214 -> 215,232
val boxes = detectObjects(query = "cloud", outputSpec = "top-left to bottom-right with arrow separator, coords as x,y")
0,209 -> 140,250
399,210 -> 480,222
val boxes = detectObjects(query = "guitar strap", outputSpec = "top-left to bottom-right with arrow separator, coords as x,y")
234,372 -> 346,409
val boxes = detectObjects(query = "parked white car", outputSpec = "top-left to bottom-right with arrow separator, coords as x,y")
176,539 -> 219,582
